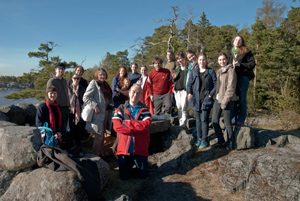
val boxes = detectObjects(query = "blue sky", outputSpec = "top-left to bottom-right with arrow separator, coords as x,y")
0,0 -> 298,76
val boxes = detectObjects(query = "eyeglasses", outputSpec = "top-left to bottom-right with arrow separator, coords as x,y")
73,77 -> 80,80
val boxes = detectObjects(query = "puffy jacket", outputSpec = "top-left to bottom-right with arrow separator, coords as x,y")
186,66 -> 217,111
112,101 -> 152,157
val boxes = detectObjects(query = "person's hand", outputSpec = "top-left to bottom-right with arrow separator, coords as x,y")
150,95 -> 153,102
116,88 -> 121,92
171,70 -> 177,79
188,94 -> 193,101
54,132 -> 62,139
235,61 -> 240,67
95,106 -> 101,114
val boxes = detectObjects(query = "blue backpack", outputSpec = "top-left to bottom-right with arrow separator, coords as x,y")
38,122 -> 56,147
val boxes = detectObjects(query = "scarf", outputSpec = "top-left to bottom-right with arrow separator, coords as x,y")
232,47 -> 240,55
45,101 -> 62,133
70,84 -> 81,125
98,81 -> 112,99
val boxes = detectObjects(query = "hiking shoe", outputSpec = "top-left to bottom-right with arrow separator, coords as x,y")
199,141 -> 208,149
194,140 -> 201,147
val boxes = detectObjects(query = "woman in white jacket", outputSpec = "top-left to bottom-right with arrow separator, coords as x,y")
83,68 -> 112,156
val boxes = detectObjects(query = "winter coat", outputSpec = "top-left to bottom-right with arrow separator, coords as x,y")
83,80 -> 106,134
112,101 -> 152,157
187,66 -> 217,111
216,64 -> 237,108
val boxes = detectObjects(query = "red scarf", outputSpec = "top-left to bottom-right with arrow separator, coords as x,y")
45,101 -> 62,133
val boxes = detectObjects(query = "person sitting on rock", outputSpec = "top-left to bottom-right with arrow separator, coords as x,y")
36,86 -> 73,150
112,83 -> 152,180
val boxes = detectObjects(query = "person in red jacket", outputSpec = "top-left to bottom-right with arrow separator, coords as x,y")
148,57 -> 174,115
113,83 -> 152,180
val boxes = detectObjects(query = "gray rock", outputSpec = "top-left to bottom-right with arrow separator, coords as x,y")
148,120 -> 170,134
0,105 -> 27,125
1,168 -> 88,201
85,154 -> 110,190
254,129 -> 282,147
111,194 -> 131,201
0,112 -> 9,121
234,126 -> 255,150
149,129 -> 193,172
15,102 -> 37,126
0,121 -> 17,127
218,148 -> 300,200
0,170 -> 17,197
0,126 -> 41,171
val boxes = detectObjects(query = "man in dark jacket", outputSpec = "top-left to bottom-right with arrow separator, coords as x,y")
112,84 -> 152,180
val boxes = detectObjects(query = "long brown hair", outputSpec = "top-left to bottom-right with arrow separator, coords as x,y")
94,68 -> 108,81
231,35 -> 250,55
45,86 -> 58,104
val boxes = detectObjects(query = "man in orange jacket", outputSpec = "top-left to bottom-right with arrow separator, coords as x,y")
113,83 -> 152,180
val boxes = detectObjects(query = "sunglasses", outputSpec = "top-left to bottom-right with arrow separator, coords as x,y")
73,77 -> 80,80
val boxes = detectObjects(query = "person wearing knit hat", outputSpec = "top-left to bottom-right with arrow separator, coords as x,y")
47,62 -> 70,131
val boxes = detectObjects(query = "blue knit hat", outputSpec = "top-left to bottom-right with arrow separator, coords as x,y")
55,63 -> 66,69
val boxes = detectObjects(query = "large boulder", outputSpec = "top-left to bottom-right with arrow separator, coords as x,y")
15,102 -> 37,126
218,147 -> 300,200
149,129 -> 193,172
0,126 -> 41,171
0,121 -> 17,127
1,168 -> 88,201
0,170 -> 17,197
0,111 -> 9,121
85,154 -> 110,191
234,126 -> 255,150
0,105 -> 27,125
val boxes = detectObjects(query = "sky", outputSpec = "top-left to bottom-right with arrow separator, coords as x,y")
0,0 -> 298,76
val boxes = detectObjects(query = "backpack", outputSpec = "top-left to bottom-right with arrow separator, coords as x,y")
38,122 -> 56,147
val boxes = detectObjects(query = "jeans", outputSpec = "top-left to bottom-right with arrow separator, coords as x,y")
118,155 -> 148,180
195,109 -> 211,142
232,76 -> 249,124
212,101 -> 234,144
153,93 -> 172,115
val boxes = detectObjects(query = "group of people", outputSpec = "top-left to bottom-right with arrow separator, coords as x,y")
35,35 -> 255,180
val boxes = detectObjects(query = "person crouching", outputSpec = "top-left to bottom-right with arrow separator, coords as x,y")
112,84 -> 152,180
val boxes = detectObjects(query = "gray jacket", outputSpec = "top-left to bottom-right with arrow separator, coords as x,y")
83,80 -> 106,134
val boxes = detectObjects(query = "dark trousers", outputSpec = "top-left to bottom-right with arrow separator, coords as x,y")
69,114 -> 83,146
211,101 -> 234,144
153,93 -> 172,115
61,106 -> 70,132
118,155 -> 148,180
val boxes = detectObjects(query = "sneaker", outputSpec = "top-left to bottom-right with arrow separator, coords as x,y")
199,141 -> 208,149
194,140 -> 201,147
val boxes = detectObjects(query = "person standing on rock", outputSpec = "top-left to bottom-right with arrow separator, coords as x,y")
187,53 -> 217,149
112,83 -> 152,180
148,57 -> 173,115
47,63 -> 70,130
128,63 -> 141,85
227,35 -> 255,126
211,53 -> 237,150
67,65 -> 88,91
171,52 -> 189,128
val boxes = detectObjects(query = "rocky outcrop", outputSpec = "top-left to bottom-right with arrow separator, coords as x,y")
1,168 -> 88,201
148,120 -> 170,134
234,126 -> 255,150
149,129 -> 193,172
0,126 -> 41,171
218,145 -> 300,200
0,170 -> 17,197
15,102 -> 37,126
0,105 -> 27,125
0,111 -> 9,121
